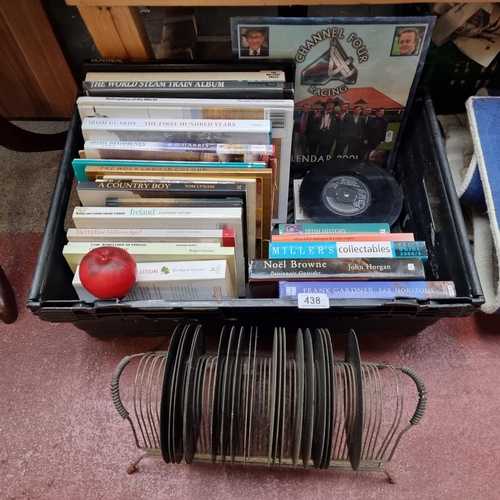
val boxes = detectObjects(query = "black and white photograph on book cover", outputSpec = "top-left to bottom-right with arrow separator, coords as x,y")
230,17 -> 435,173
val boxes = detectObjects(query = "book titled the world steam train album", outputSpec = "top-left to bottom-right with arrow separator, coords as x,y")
231,16 -> 435,172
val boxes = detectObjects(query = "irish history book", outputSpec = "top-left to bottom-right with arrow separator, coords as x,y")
231,17 -> 435,172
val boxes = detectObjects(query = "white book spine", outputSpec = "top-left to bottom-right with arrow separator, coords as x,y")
73,260 -> 235,301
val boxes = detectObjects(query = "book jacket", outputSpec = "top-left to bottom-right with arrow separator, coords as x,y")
278,280 -> 456,300
231,16 -> 435,172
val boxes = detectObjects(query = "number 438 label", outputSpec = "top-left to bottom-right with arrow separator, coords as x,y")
297,293 -> 330,309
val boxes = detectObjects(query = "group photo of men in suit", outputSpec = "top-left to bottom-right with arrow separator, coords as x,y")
293,97 -> 389,165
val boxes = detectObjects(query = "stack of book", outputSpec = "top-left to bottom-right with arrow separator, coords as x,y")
248,222 -> 457,300
65,65 -> 295,300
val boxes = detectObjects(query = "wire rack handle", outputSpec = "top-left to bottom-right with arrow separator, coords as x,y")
111,355 -> 132,420
401,365 -> 427,425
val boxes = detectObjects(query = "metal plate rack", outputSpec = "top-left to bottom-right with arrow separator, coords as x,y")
111,326 -> 426,483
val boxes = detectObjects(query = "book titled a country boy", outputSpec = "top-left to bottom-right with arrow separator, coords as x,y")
231,16 -> 435,171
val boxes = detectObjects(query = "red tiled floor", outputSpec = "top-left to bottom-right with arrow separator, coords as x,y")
1,233 -> 500,499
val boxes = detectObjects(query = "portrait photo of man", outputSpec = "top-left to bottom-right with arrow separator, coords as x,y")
391,27 -> 423,56
239,27 -> 269,57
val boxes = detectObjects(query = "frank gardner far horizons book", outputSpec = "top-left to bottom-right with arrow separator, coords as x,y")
231,17 -> 435,172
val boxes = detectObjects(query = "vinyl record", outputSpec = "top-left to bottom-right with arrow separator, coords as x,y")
299,160 -> 403,225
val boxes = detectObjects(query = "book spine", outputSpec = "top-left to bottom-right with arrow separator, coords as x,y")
66,227 -> 236,245
73,259 -> 236,300
82,80 -> 292,99
84,140 -> 275,162
249,258 -> 426,280
277,223 -> 391,234
278,281 -> 457,300
85,70 -> 286,82
268,242 -> 428,261
76,180 -> 247,206
82,117 -> 272,133
271,233 -> 415,242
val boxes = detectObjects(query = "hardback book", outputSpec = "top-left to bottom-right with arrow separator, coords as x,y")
73,259 -> 236,302
71,205 -> 246,297
72,158 -> 267,183
90,172 -> 273,258
63,242 -> 238,298
84,70 -> 286,82
278,280 -> 457,300
248,256 -> 425,297
82,58 -> 296,81
76,178 -> 258,259
231,16 -> 435,172
82,141 -> 275,163
76,96 -> 294,223
104,197 -> 243,209
268,241 -> 428,260
81,117 -> 273,145
277,222 -> 391,234
66,227 -> 236,247
82,79 -> 294,99
271,232 -> 415,242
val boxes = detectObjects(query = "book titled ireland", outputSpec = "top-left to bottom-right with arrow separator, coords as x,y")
231,16 -> 435,172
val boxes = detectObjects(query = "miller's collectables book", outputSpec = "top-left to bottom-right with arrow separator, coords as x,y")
231,17 -> 435,172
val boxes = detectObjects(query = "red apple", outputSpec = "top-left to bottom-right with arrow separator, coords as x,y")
78,246 -> 137,299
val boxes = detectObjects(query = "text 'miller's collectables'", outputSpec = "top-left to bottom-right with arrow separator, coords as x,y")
231,17 -> 435,172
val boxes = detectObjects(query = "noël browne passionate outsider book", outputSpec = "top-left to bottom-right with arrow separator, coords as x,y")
231,17 -> 435,172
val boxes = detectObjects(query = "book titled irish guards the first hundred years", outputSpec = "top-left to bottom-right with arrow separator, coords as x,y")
231,16 -> 435,171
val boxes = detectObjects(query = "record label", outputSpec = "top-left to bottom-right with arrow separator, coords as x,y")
299,160 -> 403,225
322,175 -> 371,216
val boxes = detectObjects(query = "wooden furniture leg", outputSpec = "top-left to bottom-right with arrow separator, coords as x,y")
0,114 -> 70,324
0,265 -> 17,324
76,5 -> 155,58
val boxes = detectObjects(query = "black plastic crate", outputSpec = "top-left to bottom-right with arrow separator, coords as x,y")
26,91 -> 484,337
421,41 -> 500,115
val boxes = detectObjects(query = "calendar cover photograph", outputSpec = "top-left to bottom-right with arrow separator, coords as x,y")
231,17 -> 435,172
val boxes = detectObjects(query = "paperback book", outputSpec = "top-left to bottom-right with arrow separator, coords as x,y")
268,241 -> 428,260
83,141 -> 275,163
277,222 -> 390,234
73,259 -> 236,302
66,227 -> 236,246
81,117 -> 272,145
82,79 -> 294,99
84,70 -> 287,82
278,280 -> 457,300
231,16 -> 435,171
72,158 -> 267,182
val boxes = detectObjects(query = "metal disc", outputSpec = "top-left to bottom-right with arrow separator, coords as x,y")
301,328 -> 315,468
321,328 -> 334,470
311,328 -> 326,469
278,327 -> 287,465
220,325 -> 238,464
230,326 -> 247,464
345,329 -> 364,471
292,329 -> 305,468
210,326 -> 230,464
172,324 -> 194,464
268,327 -> 278,465
160,324 -> 186,464
183,325 -> 205,464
